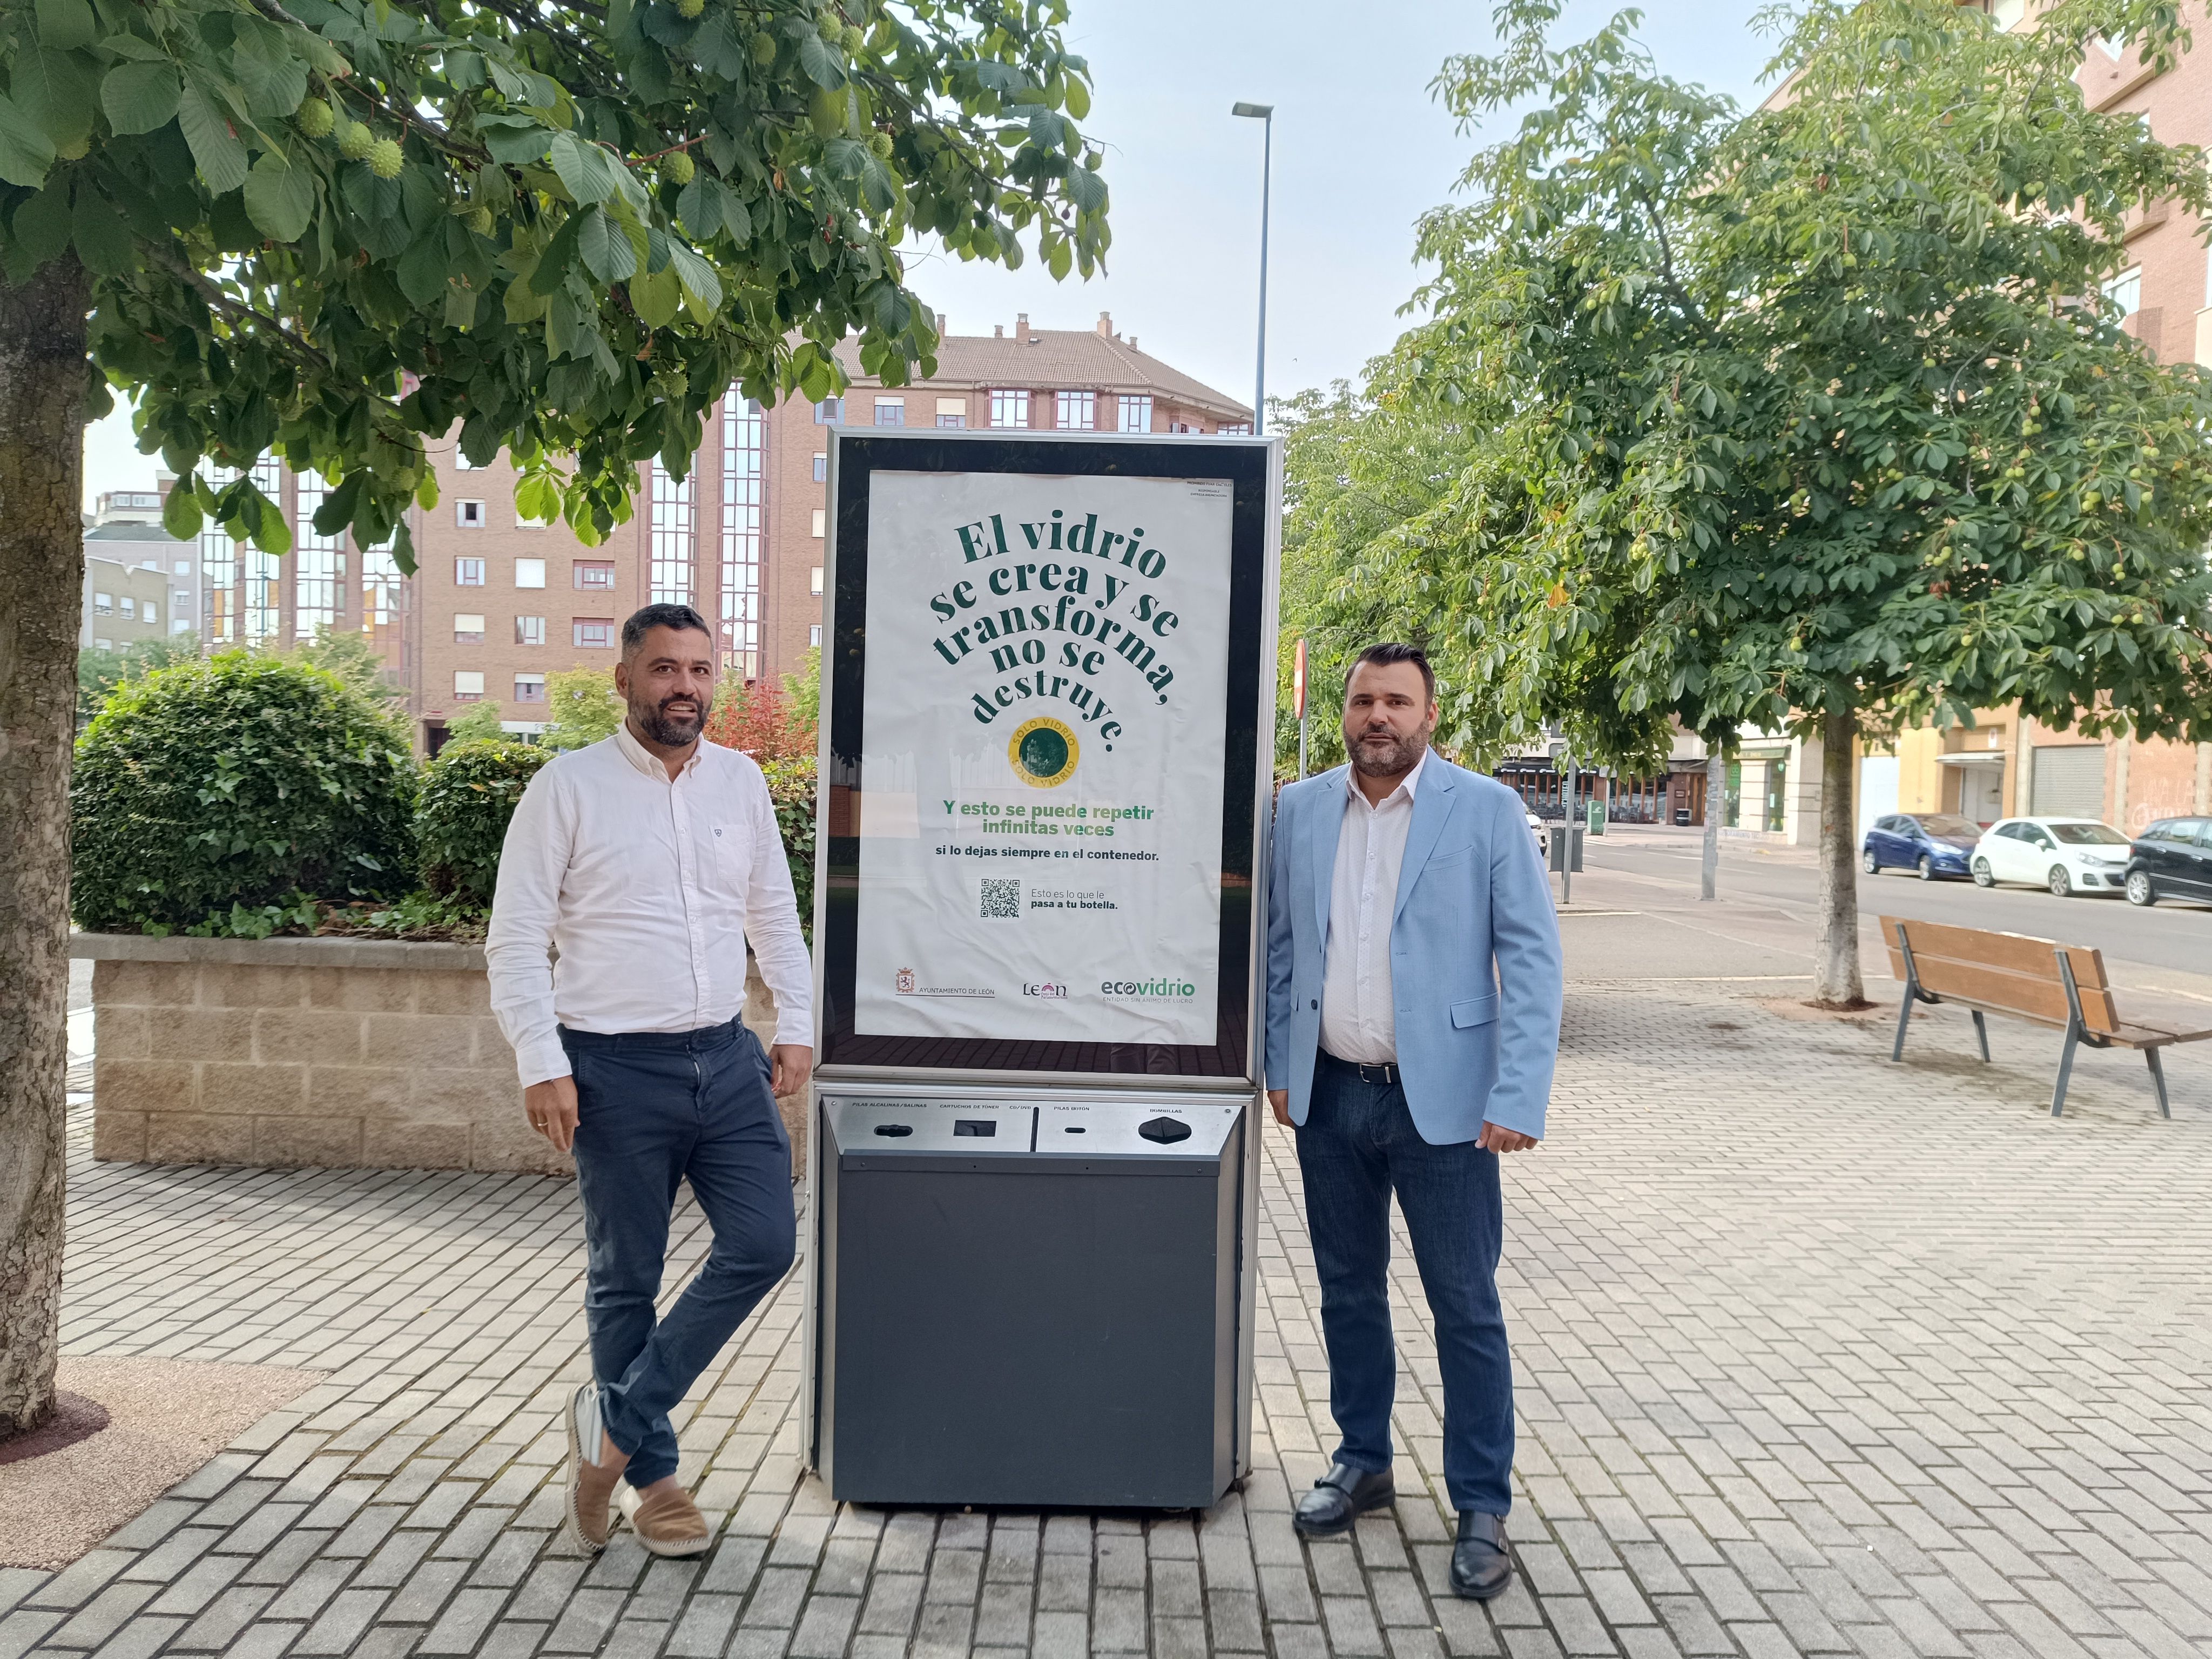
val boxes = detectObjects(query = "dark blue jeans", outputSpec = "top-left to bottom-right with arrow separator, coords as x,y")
1296,1053 -> 1513,1516
563,1017 -> 795,1489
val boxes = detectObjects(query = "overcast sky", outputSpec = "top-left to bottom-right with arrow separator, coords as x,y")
82,1 -> 1781,503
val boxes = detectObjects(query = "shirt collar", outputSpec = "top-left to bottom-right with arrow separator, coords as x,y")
615,720 -> 704,781
1345,746 -> 1427,810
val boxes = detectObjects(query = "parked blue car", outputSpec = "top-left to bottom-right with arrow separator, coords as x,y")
1862,813 -> 1981,880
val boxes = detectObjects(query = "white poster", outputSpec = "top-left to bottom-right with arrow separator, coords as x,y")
853,469 -> 1234,1044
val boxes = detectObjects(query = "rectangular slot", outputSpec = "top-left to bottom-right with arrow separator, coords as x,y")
953,1120 -> 997,1138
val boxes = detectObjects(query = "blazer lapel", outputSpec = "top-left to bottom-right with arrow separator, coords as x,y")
1309,766 -> 1346,942
1392,755 -> 1457,924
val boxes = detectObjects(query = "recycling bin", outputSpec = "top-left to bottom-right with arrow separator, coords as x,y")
812,1091 -> 1248,1509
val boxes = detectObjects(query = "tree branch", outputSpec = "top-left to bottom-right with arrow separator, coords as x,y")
149,244 -> 334,376
1633,185 -> 1707,334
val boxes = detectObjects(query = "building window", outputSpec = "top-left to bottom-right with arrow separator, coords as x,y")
574,617 -> 614,649
650,459 -> 693,606
990,389 -> 1030,429
811,567 -> 824,596
1218,422 -> 1253,436
1117,395 -> 1154,434
294,470 -> 346,636
515,673 -> 546,703
457,500 -> 486,528
2105,266 -> 2142,319
123,595 -> 140,619
515,558 -> 546,589
574,560 -> 615,591
94,636 -> 111,650
454,613 -> 486,644
240,456 -> 284,647
811,508 -> 826,539
453,670 -> 486,701
1168,421 -> 1198,434
814,397 -> 841,422
810,624 -> 822,648
721,394 -> 765,680
144,601 -> 158,626
515,615 -> 545,646
1056,390 -> 1096,431
94,591 -> 113,615
936,397 -> 967,428
813,453 -> 827,482
362,538 -> 403,631
173,559 -> 191,576
456,558 -> 486,586
873,396 -> 906,426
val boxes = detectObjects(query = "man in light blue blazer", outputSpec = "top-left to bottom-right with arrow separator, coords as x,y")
1265,642 -> 1563,1600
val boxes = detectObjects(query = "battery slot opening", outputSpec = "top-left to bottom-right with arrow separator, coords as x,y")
953,1120 -> 997,1138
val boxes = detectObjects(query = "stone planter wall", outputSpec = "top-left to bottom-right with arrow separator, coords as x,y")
75,934 -> 803,1176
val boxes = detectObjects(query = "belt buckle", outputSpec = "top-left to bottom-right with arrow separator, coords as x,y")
1358,1061 -> 1393,1085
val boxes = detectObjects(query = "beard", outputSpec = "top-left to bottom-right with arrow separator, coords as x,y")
632,690 -> 706,746
1348,720 -> 1431,778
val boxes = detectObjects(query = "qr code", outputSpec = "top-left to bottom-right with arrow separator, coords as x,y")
979,878 -> 1022,921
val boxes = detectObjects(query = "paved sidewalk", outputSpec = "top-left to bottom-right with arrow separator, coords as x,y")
6,956 -> 2211,1658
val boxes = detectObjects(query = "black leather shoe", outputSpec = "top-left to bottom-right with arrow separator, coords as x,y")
1450,1512 -> 1512,1599
1292,1463 -> 1395,1537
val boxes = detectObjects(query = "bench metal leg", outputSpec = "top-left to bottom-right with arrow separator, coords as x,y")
2146,1048 -> 2171,1120
1892,983 -> 1915,1062
2052,1024 -> 2081,1117
1971,1009 -> 1990,1063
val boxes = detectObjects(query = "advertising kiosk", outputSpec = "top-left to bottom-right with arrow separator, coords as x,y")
806,427 -> 1280,1510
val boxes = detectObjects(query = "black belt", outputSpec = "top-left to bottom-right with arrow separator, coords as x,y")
1319,1049 -> 1399,1087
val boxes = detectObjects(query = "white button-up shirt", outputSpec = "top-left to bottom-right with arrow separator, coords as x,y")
485,725 -> 814,1087
1319,751 -> 1426,1065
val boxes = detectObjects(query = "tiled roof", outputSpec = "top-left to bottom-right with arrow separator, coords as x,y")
84,523 -> 188,544
833,320 -> 1251,422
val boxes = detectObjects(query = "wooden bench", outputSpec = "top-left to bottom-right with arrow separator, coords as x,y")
1881,916 -> 2212,1118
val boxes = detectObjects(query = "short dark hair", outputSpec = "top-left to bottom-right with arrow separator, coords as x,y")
1343,641 -> 1434,702
621,603 -> 713,659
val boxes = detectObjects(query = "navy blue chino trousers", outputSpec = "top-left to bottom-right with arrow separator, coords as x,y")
1295,1053 -> 1514,1518
562,1017 -> 795,1489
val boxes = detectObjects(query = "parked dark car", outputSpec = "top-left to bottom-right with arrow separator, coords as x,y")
1862,813 -> 1980,880
2123,817 -> 2212,907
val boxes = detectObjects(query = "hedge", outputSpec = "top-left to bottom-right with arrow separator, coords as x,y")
417,738 -> 553,909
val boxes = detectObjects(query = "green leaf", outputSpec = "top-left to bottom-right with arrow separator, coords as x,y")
482,120 -> 552,165
232,23 -> 310,117
548,130 -> 626,206
0,94 -> 57,188
396,232 -> 448,305
575,204 -> 636,281
242,151 -> 315,242
14,47 -> 97,153
1065,165 -> 1107,215
716,181 -> 751,244
71,181 -> 133,274
676,173 -> 720,239
33,0 -> 94,50
529,212 -> 584,294
797,31 -> 846,89
1064,76 -> 1091,120
177,84 -> 248,194
630,261 -> 680,327
161,479 -> 205,539
101,61 -> 183,136
666,238 -> 721,320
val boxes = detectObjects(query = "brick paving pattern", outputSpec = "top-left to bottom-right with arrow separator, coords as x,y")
7,957 -> 2212,1658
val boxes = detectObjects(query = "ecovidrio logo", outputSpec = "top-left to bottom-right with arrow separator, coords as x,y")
1099,975 -> 1198,999
1008,716 -> 1078,787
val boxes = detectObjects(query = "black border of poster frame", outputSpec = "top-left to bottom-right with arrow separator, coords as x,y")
811,428 -> 1277,1086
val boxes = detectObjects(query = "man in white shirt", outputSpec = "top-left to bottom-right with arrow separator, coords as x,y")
1264,644 -> 1562,1600
487,603 -> 813,1560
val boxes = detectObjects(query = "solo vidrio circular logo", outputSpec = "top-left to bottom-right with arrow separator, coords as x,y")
1008,717 -> 1078,787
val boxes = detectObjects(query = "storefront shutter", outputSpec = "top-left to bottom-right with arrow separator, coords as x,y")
2030,745 -> 2106,820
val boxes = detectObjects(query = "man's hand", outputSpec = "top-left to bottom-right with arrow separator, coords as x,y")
770,1044 -> 813,1098
1477,1121 -> 1539,1154
1267,1089 -> 1291,1127
524,1074 -> 579,1154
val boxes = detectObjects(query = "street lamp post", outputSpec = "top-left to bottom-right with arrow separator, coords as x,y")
1231,102 -> 1273,435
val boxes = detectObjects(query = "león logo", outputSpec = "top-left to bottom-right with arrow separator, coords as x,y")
1008,716 -> 1078,788
895,967 -> 916,995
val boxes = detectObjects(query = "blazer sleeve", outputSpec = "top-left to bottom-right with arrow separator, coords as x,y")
1481,786 -> 1562,1138
1263,784 -> 1296,1092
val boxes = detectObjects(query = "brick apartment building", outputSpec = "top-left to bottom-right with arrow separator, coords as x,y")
169,314 -> 1248,751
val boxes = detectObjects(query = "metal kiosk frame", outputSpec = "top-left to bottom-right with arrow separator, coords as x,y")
802,427 -> 1282,1510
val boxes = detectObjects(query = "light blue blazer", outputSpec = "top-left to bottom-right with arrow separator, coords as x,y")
1264,755 -> 1564,1143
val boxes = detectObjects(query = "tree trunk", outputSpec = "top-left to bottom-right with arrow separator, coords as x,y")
0,255 -> 89,1438
1700,747 -> 1723,900
1812,698 -> 1866,1009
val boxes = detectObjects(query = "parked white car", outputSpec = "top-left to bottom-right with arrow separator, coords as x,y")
1526,812 -> 1550,864
1971,817 -> 2134,897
